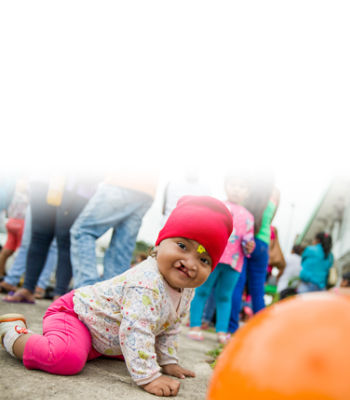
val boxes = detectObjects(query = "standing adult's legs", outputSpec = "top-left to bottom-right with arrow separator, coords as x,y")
36,239 -> 58,291
1,206 -> 57,293
23,182 -> 56,293
54,191 -> 90,296
103,189 -> 152,279
70,184 -> 124,288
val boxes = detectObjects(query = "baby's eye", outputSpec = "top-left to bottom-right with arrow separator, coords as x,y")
201,257 -> 211,266
177,242 -> 186,250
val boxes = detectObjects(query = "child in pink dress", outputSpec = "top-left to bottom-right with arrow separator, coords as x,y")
188,174 -> 255,344
0,195 -> 232,397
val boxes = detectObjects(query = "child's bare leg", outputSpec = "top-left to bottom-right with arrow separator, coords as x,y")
13,332 -> 34,359
0,248 -> 14,276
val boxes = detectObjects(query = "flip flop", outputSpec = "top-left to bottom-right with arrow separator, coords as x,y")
2,292 -> 35,304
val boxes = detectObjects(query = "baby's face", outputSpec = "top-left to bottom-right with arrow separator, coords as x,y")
156,237 -> 212,290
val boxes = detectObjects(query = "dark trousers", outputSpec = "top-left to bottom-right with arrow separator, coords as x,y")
23,182 -> 89,296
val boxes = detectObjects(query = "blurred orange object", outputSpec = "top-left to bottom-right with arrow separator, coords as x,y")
207,292 -> 350,400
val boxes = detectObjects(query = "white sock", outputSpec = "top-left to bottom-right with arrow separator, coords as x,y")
2,320 -> 29,358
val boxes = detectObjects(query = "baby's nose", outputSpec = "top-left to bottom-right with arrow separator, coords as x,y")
186,256 -> 198,271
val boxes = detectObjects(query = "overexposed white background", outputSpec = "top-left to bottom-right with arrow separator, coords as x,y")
1,1 -> 349,254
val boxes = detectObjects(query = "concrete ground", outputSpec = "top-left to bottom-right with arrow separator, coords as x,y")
0,294 -> 218,400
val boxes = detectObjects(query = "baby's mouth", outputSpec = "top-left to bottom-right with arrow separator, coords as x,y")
177,263 -> 191,278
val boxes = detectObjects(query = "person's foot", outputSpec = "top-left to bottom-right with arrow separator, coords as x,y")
3,288 -> 35,304
0,281 -> 18,294
217,332 -> 231,345
187,328 -> 204,341
201,321 -> 210,330
34,286 -> 46,299
243,305 -> 253,318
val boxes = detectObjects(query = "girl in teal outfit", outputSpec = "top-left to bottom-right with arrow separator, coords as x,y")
297,232 -> 333,293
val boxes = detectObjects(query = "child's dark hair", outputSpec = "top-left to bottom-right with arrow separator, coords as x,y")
315,232 -> 332,259
292,244 -> 304,256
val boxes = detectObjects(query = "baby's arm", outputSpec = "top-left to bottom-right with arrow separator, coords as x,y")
141,361 -> 195,396
136,360 -> 191,397
156,318 -> 195,380
119,287 -> 185,396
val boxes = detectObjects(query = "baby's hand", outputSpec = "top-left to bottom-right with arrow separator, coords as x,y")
141,375 -> 180,397
162,364 -> 196,379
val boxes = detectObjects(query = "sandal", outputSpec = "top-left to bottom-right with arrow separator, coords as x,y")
217,332 -> 231,345
187,330 -> 204,341
3,289 -> 35,304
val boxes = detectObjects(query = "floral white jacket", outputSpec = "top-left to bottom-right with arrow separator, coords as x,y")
73,256 -> 194,385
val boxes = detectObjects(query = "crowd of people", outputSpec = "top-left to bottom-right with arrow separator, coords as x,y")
0,173 -> 156,303
0,170 -> 344,397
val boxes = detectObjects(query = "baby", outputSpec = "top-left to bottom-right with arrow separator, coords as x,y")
0,195 -> 233,397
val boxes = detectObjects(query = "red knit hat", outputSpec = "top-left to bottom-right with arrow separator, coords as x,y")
156,195 -> 233,269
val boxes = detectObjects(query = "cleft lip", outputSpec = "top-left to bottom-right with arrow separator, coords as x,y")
176,262 -> 191,278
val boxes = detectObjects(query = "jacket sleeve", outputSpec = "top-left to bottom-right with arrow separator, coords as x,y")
155,318 -> 181,366
156,292 -> 193,366
118,286 -> 163,386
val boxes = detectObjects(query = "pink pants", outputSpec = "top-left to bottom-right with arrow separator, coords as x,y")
23,290 -> 123,375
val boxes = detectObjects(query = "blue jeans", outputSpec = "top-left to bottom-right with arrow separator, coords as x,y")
23,182 -> 89,296
297,281 -> 322,294
228,238 -> 269,333
4,206 -> 57,289
70,184 -> 153,288
190,263 -> 240,332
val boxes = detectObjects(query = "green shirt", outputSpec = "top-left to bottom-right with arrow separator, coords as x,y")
255,200 -> 276,244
